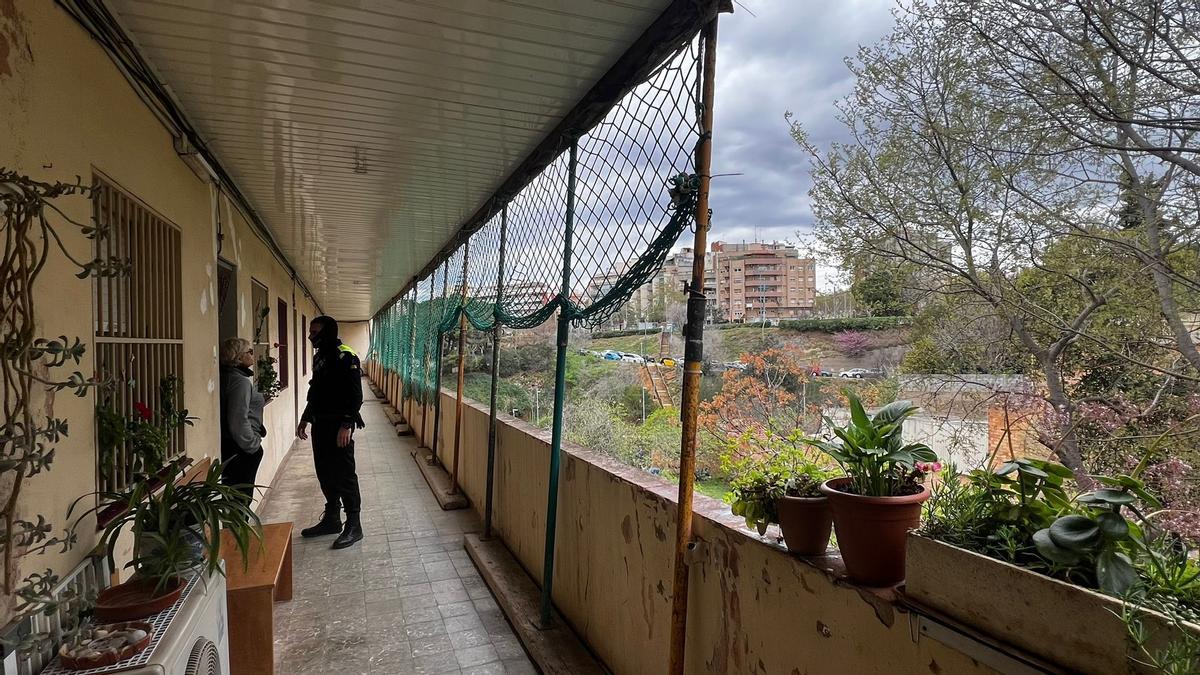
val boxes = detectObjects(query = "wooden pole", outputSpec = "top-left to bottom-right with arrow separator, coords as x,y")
668,17 -> 718,675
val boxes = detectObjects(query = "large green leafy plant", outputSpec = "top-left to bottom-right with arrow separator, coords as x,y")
803,391 -> 937,496
72,462 -> 260,591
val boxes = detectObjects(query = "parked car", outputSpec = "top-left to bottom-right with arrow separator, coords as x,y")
659,357 -> 677,368
814,369 -> 833,377
601,350 -> 621,361
620,353 -> 645,364
838,368 -> 882,378
723,361 -> 747,371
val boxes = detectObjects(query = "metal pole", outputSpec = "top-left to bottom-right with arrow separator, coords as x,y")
485,205 -> 509,539
406,289 -> 417,423
540,139 -> 576,629
668,17 -> 718,675
450,237 -> 470,493
432,266 -> 450,458
450,309 -> 467,491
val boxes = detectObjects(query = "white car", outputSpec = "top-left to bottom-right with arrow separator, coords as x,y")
839,368 -> 881,378
620,353 -> 645,364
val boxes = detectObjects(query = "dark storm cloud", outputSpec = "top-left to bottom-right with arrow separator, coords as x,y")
707,0 -> 896,249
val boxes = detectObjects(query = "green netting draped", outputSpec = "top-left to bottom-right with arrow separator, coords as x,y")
373,39 -> 703,388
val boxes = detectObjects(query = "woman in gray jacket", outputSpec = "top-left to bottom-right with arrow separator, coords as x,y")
219,337 -> 266,503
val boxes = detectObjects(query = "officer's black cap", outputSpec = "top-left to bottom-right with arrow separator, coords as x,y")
311,315 -> 339,340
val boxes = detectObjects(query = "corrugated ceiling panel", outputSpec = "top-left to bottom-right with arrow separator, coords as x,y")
106,0 -> 672,318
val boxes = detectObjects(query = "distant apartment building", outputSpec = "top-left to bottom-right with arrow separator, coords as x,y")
477,279 -> 556,313
662,247 -> 720,322
597,242 -> 817,326
709,241 -> 817,322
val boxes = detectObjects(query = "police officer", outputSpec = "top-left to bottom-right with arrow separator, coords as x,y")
296,315 -> 365,549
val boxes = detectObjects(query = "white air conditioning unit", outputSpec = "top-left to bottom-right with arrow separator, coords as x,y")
37,570 -> 229,675
123,572 -> 229,675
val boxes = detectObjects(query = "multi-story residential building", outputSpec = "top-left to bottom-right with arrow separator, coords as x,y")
661,247 -> 720,322
709,241 -> 817,322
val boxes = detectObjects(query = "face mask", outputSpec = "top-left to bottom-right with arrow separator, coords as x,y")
309,333 -> 321,347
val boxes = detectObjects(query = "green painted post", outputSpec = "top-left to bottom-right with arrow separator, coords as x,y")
540,140 -> 576,628
431,266 -> 450,458
484,205 -> 508,540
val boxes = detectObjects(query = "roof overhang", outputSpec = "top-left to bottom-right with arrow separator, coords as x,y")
68,0 -> 725,319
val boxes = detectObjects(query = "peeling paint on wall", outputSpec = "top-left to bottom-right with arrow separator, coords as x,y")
199,288 -> 208,315
0,0 -> 30,80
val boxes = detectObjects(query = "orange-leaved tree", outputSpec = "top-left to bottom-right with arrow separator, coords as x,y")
699,346 -> 822,473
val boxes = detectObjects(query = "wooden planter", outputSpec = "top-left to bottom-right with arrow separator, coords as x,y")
905,534 -> 1200,674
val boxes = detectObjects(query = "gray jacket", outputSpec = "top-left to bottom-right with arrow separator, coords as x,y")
220,365 -> 265,454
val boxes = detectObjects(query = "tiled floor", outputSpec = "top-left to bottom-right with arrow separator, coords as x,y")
259,382 -> 536,674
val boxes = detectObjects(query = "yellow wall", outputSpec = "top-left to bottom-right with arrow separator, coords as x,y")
216,195 -> 319,504
0,1 -> 318,618
393,384 -> 998,674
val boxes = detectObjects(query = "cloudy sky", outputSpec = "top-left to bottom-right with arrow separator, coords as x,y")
703,0 -> 896,288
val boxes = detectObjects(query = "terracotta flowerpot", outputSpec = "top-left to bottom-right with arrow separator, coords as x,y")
820,477 -> 928,586
775,496 -> 833,556
95,576 -> 185,621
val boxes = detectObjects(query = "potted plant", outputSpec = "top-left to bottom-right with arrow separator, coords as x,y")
727,449 -> 839,555
804,392 -> 937,586
909,458 -> 1200,674
72,461 -> 260,620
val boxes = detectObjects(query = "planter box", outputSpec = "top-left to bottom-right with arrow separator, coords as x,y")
905,535 -> 1199,674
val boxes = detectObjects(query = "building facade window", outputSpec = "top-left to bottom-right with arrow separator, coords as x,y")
92,175 -> 183,490
277,298 -> 289,389
251,279 -> 270,358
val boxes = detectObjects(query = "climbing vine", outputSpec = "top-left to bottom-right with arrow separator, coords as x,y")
0,169 -> 125,621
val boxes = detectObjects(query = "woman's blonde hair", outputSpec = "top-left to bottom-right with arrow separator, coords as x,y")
220,337 -> 253,366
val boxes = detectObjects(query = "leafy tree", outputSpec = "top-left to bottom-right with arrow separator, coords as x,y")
699,347 -> 819,467
851,268 -> 911,316
790,2 -> 1199,483
833,330 -> 872,358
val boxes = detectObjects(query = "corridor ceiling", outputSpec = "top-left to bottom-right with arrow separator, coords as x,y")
102,0 -> 692,319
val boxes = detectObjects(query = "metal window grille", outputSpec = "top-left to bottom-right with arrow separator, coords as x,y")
301,314 -> 308,374
277,298 -> 289,389
250,279 -> 269,356
92,176 -> 184,491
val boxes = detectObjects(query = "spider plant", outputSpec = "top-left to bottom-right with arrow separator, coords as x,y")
72,461 -> 261,592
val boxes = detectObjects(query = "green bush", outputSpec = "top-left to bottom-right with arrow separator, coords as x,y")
777,316 -> 913,332
590,328 -> 663,339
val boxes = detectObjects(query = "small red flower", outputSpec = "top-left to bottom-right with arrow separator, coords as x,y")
915,461 -> 943,475
133,402 -> 152,420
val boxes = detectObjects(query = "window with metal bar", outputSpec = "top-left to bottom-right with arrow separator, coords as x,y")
277,298 -> 289,389
92,176 -> 183,491
301,314 -> 308,375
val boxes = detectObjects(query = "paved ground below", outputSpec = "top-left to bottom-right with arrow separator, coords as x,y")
260,380 -> 536,674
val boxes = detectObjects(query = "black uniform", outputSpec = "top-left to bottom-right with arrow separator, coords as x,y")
302,339 -> 365,519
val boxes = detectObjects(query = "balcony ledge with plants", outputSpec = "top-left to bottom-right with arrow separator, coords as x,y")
721,392 -> 1199,674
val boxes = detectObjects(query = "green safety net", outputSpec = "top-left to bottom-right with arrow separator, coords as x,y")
372,39 -> 704,399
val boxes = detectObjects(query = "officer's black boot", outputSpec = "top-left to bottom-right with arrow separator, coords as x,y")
301,507 -> 342,538
332,513 -> 363,550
